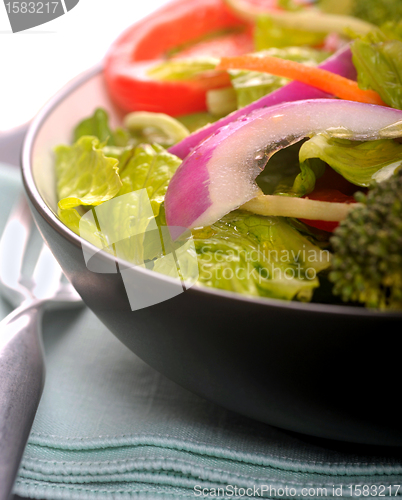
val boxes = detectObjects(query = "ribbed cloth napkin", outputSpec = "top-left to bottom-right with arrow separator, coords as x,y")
1,162 -> 402,500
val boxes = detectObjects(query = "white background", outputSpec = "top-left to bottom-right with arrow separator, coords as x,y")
0,0 -> 171,132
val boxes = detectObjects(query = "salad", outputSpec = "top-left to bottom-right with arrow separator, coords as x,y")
55,0 -> 402,311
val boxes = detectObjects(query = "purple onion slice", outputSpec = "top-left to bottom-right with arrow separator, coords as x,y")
168,44 -> 356,160
165,99 -> 402,230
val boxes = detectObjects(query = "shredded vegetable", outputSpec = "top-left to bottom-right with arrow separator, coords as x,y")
217,54 -> 386,105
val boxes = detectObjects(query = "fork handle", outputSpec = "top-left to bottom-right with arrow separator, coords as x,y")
0,301 -> 45,500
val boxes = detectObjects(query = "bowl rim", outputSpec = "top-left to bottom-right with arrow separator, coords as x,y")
20,64 -> 402,319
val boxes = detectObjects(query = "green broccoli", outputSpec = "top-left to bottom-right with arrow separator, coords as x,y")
329,169 -> 402,310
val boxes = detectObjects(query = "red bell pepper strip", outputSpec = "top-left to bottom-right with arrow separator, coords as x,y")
103,0 -> 251,117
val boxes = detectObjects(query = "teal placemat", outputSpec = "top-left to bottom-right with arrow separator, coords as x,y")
1,162 -> 402,500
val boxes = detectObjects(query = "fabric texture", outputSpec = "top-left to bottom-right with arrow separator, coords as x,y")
0,162 -> 401,500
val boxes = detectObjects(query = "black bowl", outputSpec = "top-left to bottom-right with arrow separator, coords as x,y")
21,65 -> 402,446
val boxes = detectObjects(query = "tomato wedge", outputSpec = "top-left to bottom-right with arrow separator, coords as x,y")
299,168 -> 358,232
104,0 -> 251,116
299,189 -> 357,232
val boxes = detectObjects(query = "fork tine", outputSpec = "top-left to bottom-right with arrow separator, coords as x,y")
0,195 -> 33,304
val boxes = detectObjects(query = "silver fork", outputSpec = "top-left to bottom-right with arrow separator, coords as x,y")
0,195 -> 82,500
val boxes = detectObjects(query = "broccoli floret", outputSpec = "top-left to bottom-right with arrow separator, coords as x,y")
329,169 -> 402,310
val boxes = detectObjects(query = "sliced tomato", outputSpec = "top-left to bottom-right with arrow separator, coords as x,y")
104,0 -> 252,117
298,168 -> 359,232
299,189 -> 357,232
171,29 -> 254,60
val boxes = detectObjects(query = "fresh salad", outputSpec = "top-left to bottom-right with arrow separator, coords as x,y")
55,0 -> 402,311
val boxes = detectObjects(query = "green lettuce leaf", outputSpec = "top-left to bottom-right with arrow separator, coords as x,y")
58,206 -> 111,251
73,108 -> 131,147
56,139 -> 182,268
189,210 -> 331,302
351,28 -> 402,109
351,0 -> 402,27
56,132 -> 181,233
299,135 -> 402,186
255,15 -> 327,50
230,71 -> 289,109
256,142 -> 303,195
147,58 -> 218,81
58,207 -> 83,236
75,108 -> 183,153
378,21 -> 402,42
55,136 -> 122,210
255,140 -> 326,198
83,189 -> 159,265
318,0 -> 402,26
177,112 -> 218,133
117,143 -> 182,217
229,47 -> 329,108
255,133 -> 402,200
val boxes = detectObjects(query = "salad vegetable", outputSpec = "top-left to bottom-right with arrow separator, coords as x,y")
224,0 -> 376,37
330,168 -> 402,310
190,211 -> 331,302
55,0 -> 402,310
217,54 -> 385,104
351,27 -> 402,110
164,99 -> 402,230
318,0 -> 402,28
103,0 -> 252,116
227,46 -> 330,109
168,44 -> 357,159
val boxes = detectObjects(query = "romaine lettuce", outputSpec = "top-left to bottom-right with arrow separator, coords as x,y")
73,108 -> 130,147
255,15 -> 327,50
117,143 -> 182,216
380,21 -> 402,42
56,137 -> 182,251
255,141 -> 325,198
351,28 -> 402,110
74,107 -> 184,152
229,47 -> 329,108
257,134 -> 402,200
351,0 -> 402,27
319,0 -> 402,27
190,210 -> 331,302
55,136 -> 122,210
177,112 -> 218,133
147,58 -> 218,81
299,135 -> 402,187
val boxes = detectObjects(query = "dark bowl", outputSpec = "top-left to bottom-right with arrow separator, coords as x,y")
21,65 -> 402,446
